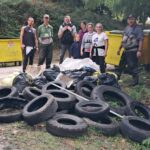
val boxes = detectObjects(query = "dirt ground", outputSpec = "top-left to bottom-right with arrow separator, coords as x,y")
0,50 -> 150,150
0,49 -> 63,79
1,48 -> 74,78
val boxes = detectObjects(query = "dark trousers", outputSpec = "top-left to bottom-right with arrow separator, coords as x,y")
92,56 -> 106,73
116,51 -> 139,78
38,44 -> 53,69
22,48 -> 35,72
82,52 -> 90,58
59,44 -> 72,64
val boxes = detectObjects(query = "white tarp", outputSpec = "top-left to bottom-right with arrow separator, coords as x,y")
59,58 -> 99,72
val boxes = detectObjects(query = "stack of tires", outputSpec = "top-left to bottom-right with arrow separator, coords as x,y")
0,74 -> 150,143
90,85 -> 150,143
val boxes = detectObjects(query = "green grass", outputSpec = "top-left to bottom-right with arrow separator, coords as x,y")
0,70 -> 150,150
121,71 -> 150,103
103,94 -> 125,108
0,122 -> 148,150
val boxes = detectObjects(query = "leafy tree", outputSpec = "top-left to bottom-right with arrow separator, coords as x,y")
0,0 -> 123,38
113,0 -> 150,23
81,0 -> 150,23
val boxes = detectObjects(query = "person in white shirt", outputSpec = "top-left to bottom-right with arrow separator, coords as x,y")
90,23 -> 108,73
80,23 -> 96,58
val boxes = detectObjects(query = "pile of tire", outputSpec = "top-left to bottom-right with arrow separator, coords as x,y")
90,85 -> 150,143
0,75 -> 150,143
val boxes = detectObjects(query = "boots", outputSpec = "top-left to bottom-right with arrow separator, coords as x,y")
130,75 -> 139,86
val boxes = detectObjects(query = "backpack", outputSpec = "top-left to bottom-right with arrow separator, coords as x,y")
122,34 -> 138,51
61,23 -> 74,45
122,26 -> 139,51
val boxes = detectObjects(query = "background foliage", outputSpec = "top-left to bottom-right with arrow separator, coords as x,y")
0,0 -> 149,39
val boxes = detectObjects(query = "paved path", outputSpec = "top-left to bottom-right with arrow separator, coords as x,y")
0,66 -> 22,79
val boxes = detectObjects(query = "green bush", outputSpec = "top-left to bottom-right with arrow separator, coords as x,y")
0,0 -> 123,41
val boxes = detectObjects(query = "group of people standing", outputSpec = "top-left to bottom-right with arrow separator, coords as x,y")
20,14 -> 143,86
58,16 -> 109,73
20,14 -> 53,72
20,15 -> 108,74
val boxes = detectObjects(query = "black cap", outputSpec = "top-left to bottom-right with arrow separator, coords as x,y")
128,14 -> 136,19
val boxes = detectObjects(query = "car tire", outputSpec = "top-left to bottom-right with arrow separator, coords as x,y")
75,80 -> 96,99
120,116 -> 150,143
126,101 -> 150,120
46,114 -> 87,137
84,116 -> 120,136
91,85 -> 133,115
0,97 -> 27,123
42,81 -> 66,93
0,87 -> 18,98
23,87 -> 42,101
75,100 -> 110,120
23,94 -> 58,125
44,90 -> 76,110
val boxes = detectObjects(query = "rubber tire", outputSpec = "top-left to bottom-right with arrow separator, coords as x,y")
75,80 -> 96,99
46,114 -> 88,137
91,85 -> 133,115
84,116 -> 120,136
0,97 -> 28,123
0,87 -> 18,98
23,94 -> 58,125
42,81 -> 66,93
75,100 -> 110,120
23,87 -> 42,101
120,116 -> 150,143
56,110 -> 69,115
44,90 -> 76,110
126,101 -> 150,120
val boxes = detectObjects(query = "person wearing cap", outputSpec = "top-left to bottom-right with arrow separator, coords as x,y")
20,17 -> 38,73
58,15 -> 77,64
38,14 -> 53,69
117,14 -> 144,86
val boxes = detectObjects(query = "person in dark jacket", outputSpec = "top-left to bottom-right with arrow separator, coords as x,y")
58,15 -> 77,64
117,15 -> 144,86
70,34 -> 81,59
20,17 -> 38,73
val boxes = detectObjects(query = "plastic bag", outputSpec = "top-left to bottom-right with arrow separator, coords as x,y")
12,73 -> 32,93
32,76 -> 47,89
43,66 -> 60,82
59,58 -> 99,72
99,72 -> 120,88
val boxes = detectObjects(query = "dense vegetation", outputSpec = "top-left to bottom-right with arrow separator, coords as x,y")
0,0 -> 150,39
